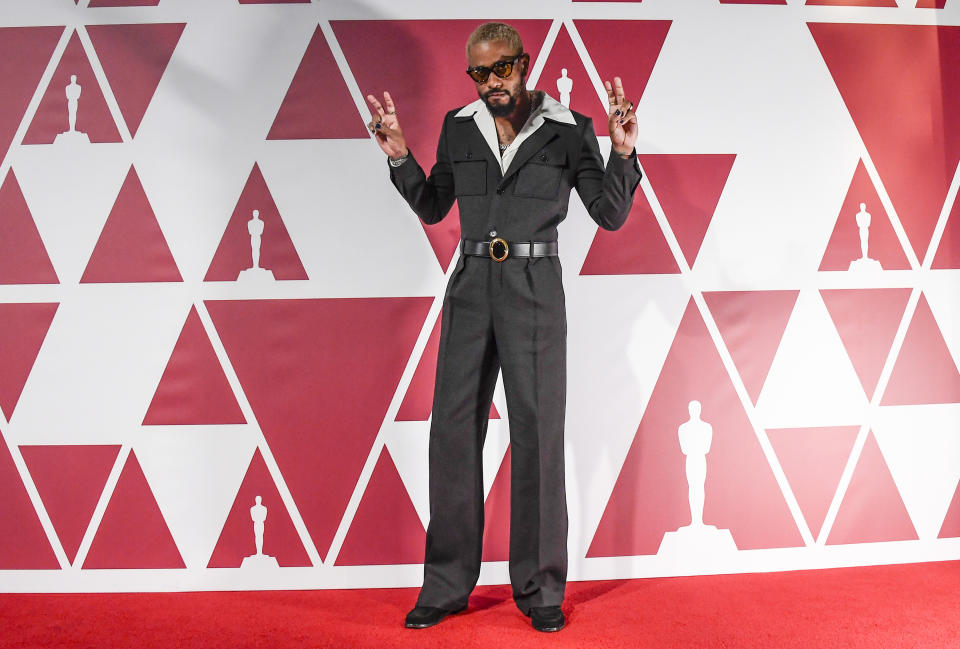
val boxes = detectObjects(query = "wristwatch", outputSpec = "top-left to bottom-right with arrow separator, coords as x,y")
388,153 -> 409,167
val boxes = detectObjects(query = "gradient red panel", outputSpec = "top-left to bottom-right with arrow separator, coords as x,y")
939,480 -> 960,538
0,435 -> 59,569
703,290 -> 799,405
579,187 -> 679,275
588,300 -> 802,557
642,154 -> 735,269
481,446 -> 511,563
142,306 -> 245,425
336,447 -> 426,565
81,166 -> 182,283
720,0 -> 787,4
23,31 -> 122,144
0,302 -> 58,420
89,0 -> 161,6
932,193 -> 960,269
206,297 -> 432,561
204,163 -> 307,282
767,427 -> 858,540
882,294 -> 960,406
820,288 -> 911,400
20,445 -> 121,564
809,24 -> 960,263
827,433 -> 917,545
0,27 -> 64,162
806,0 -> 896,5
207,448 -> 311,568
85,23 -> 185,137
268,25 -> 367,140
819,161 -> 910,271
916,0 -> 947,7
83,451 -> 186,568
333,20 -> 551,270
0,170 -> 58,284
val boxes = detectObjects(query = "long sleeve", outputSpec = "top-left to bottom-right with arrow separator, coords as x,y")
573,118 -> 642,231
388,117 -> 457,225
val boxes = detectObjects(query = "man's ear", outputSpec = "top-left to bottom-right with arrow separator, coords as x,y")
521,52 -> 531,76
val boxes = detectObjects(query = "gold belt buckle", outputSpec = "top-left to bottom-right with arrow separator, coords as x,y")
489,237 -> 509,262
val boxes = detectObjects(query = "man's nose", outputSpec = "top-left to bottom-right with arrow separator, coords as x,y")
486,74 -> 503,89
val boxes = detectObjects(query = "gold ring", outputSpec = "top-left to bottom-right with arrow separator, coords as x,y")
489,237 -> 509,262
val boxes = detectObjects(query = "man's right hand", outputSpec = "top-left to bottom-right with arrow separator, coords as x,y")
366,92 -> 408,159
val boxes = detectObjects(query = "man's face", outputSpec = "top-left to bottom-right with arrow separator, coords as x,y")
467,40 -> 528,117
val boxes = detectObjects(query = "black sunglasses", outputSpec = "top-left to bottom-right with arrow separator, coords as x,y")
466,53 -> 524,84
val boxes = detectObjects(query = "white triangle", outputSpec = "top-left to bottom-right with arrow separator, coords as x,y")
873,404 -> 960,540
923,276 -> 960,376
756,288 -> 869,428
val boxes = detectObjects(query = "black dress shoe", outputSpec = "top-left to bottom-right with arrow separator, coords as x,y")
529,606 -> 565,632
404,605 -> 464,629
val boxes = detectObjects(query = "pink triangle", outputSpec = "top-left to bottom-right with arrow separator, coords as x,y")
574,20 -> 672,137
821,288 -> 912,400
827,432 -> 918,544
0,169 -> 59,284
720,0 -> 786,3
806,0 -> 896,5
809,24 -> 960,262
766,427 -> 859,539
142,306 -> 245,425
83,451 -> 185,568
534,24 -> 608,137
0,303 -> 58,420
240,0 -> 309,3
938,480 -> 960,538
267,25 -> 367,140
641,154 -> 735,268
23,31 -> 122,144
207,449 -> 311,567
819,161 -> 910,271
89,0 -> 160,5
703,290 -> 799,404
204,163 -> 307,281
333,20 -> 551,271
336,447 -> 426,565
205,297 -> 432,561
0,27 -> 63,161
85,23 -> 185,137
395,311 -> 498,421
20,445 -> 121,564
882,293 -> 960,405
481,446 -> 511,562
0,435 -> 59,569
579,188 -> 679,275
588,300 -> 802,557
80,166 -> 182,283
932,192 -> 960,269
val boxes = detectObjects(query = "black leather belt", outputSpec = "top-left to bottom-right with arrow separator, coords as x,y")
461,238 -> 558,262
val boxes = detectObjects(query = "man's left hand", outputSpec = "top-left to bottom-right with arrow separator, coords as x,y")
604,76 -> 637,157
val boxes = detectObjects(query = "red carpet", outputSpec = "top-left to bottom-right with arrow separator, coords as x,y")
3,561 -> 959,648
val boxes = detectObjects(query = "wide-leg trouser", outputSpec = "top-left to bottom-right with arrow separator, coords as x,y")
415,253 -> 568,615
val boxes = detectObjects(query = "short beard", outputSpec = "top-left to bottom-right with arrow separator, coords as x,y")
483,89 -> 517,117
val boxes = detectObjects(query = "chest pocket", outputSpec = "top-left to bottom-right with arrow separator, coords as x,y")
452,150 -> 487,196
514,148 -> 567,200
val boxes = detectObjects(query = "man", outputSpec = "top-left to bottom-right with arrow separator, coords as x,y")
366,22 -> 640,632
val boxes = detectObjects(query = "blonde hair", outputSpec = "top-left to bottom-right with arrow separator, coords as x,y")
465,22 -> 524,58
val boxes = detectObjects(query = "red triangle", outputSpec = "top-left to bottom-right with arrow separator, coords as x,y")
336,447 -> 425,565
205,297 -> 432,561
642,154 -> 735,269
20,444 -> 120,564
23,31 -> 122,144
820,288 -> 911,400
240,0 -> 310,3
766,427 -> 859,539
827,432 -> 918,544
573,20 -> 672,137
809,24 -> 960,262
0,27 -> 63,161
579,188 -> 679,275
80,166 -> 182,283
395,311 -> 498,421
882,293 -> 960,405
720,1 -> 786,4
89,1 -> 160,6
534,25 -> 608,137
85,23 -> 185,137
916,0 -> 947,7
932,192 -> 960,269
333,20 -> 551,270
807,0 -> 896,5
588,300 -> 802,557
819,161 -> 910,271
481,446 -> 511,562
207,448 -> 311,567
0,303 -> 58,420
0,169 -> 59,284
83,450 -> 185,568
939,479 -> 960,538
0,435 -> 59,569
703,290 -> 799,404
267,25 -> 367,140
204,163 -> 307,281
142,306 -> 245,425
